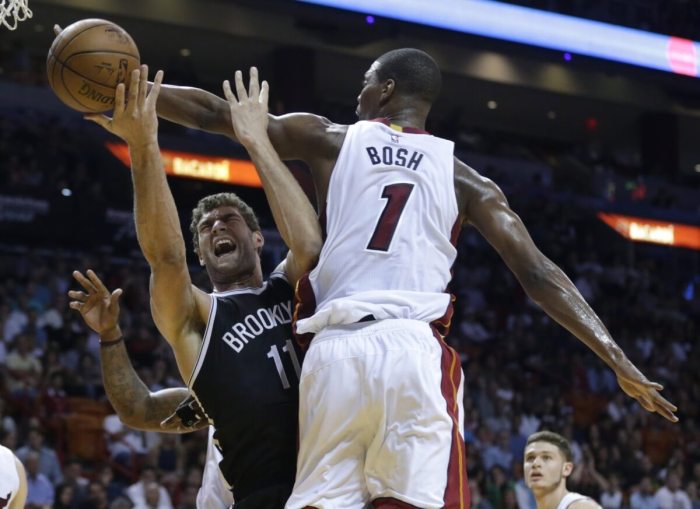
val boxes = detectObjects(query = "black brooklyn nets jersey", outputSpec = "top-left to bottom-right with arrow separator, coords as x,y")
188,272 -> 301,503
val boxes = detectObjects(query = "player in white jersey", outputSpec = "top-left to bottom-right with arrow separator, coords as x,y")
156,47 -> 678,508
0,444 -> 27,509
524,431 -> 601,509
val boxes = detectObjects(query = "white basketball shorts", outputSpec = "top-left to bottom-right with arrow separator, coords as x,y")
285,318 -> 470,509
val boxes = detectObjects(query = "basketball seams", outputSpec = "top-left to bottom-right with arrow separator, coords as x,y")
47,19 -> 140,113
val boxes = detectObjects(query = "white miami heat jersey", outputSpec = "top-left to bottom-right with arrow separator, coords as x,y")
296,120 -> 459,335
0,445 -> 20,506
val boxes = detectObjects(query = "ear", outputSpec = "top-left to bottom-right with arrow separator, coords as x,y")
380,78 -> 395,104
253,230 -> 264,252
562,462 -> 574,478
195,249 -> 205,266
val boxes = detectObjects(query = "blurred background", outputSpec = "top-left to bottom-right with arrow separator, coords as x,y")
0,1 -> 698,508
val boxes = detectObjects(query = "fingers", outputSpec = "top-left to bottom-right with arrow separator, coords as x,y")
125,68 -> 140,115
234,69 -> 247,101
248,66 -> 260,99
83,114 -> 112,129
53,24 -> 62,36
110,288 -> 123,308
146,70 -> 164,107
260,80 -> 269,107
138,64 -> 148,109
222,79 -> 235,104
67,290 -> 88,301
86,269 -> 109,294
72,270 -> 98,294
113,82 -> 126,118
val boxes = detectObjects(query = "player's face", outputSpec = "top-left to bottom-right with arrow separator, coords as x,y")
356,61 -> 383,120
523,442 -> 572,495
196,206 -> 262,281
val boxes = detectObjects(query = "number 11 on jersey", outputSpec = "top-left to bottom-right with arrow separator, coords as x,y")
267,339 -> 302,389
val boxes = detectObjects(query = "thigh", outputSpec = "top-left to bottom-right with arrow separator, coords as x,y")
286,338 -> 372,509
365,328 -> 470,509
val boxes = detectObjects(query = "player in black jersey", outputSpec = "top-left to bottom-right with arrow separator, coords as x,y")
74,65 -> 322,508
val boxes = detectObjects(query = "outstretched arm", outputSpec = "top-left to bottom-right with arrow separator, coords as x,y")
222,68 -> 322,284
68,270 -> 203,433
456,160 -> 678,422
85,67 -> 207,381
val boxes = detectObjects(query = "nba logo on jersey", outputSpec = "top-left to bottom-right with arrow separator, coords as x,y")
390,134 -> 400,143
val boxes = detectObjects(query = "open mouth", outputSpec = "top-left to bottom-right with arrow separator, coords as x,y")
530,474 -> 543,482
214,239 -> 237,257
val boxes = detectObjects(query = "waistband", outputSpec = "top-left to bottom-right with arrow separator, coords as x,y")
311,318 -> 432,344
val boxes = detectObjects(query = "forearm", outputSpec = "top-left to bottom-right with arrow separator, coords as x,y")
520,259 -> 628,371
157,84 -> 234,137
129,140 -> 187,266
99,341 -> 188,431
246,137 -> 322,259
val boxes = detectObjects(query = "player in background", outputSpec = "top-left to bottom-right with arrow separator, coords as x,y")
0,445 -> 28,509
69,269 -> 231,509
73,64 -> 322,508
151,47 -> 677,509
524,431 -> 602,509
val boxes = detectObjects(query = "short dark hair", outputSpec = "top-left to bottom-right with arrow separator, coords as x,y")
189,192 -> 260,253
526,431 -> 573,462
375,48 -> 442,104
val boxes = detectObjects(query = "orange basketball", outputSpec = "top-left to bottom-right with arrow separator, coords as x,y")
47,19 -> 140,113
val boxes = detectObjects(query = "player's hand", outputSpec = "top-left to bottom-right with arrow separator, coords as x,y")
84,65 -> 163,148
616,370 -> 678,422
68,269 -> 123,341
222,67 -> 269,148
160,395 -> 208,432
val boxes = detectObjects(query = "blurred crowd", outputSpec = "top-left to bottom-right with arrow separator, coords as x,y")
0,35 -> 699,509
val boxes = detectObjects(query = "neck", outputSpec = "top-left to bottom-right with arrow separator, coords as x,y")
379,101 -> 429,130
211,269 -> 263,292
536,485 -> 569,509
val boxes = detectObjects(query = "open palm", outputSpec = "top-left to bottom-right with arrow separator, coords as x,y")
68,270 -> 122,337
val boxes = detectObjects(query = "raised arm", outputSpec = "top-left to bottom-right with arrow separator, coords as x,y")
455,160 -> 678,422
68,270 -> 203,433
156,83 -> 343,169
222,68 -> 322,284
85,67 -> 207,381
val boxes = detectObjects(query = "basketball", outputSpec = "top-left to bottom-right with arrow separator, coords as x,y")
46,19 -> 140,113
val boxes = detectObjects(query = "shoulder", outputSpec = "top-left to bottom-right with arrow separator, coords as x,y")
269,113 -> 348,161
453,156 -> 508,222
569,497 -> 602,509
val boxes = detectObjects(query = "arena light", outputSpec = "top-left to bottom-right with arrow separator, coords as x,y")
298,0 -> 699,77
598,212 -> 700,250
106,143 -> 262,188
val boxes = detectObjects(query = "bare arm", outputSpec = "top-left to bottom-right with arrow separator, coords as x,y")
223,69 -> 322,284
86,67 -> 206,380
456,159 -> 677,422
68,270 -> 202,433
156,82 -> 342,167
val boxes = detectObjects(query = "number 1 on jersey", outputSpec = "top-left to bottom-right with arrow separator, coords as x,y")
267,340 -> 301,389
367,183 -> 414,252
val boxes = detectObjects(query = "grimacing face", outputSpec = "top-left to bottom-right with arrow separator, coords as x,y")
524,441 -> 573,495
196,205 -> 263,281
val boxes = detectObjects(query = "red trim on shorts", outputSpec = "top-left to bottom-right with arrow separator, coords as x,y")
373,497 -> 421,508
293,272 -> 317,351
430,323 -> 470,509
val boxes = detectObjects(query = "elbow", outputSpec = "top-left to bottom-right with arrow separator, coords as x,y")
295,237 -> 323,271
518,261 -> 558,303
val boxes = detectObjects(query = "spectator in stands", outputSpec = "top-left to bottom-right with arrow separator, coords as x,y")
16,427 -> 62,485
655,472 -> 692,509
24,450 -> 54,509
630,477 -> 659,509
126,466 -> 172,509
